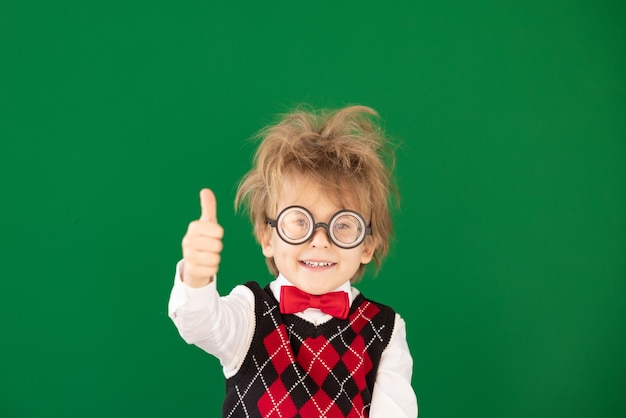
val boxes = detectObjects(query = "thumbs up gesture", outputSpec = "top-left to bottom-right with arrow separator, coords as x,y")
181,189 -> 224,288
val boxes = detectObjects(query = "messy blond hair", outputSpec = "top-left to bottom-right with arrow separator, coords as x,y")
235,105 -> 398,282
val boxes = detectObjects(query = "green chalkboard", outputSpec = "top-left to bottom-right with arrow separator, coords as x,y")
1,1 -> 624,417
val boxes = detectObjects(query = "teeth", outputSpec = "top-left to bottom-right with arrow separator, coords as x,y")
303,261 -> 333,267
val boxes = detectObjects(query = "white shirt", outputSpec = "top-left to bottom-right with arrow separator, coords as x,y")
168,261 -> 418,417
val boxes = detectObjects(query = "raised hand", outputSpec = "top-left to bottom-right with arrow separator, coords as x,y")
181,188 -> 224,288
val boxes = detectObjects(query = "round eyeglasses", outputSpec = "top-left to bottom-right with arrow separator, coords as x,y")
267,205 -> 372,249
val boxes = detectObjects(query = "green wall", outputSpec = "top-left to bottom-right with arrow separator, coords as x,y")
1,1 -> 624,417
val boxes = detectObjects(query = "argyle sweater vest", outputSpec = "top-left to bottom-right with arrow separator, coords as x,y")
222,281 -> 396,418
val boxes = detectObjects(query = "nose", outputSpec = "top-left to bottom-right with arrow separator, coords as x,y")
310,224 -> 331,248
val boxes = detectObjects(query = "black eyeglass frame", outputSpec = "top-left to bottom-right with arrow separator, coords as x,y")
266,205 -> 372,249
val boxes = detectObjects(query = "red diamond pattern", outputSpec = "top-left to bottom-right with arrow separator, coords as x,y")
341,335 -> 372,391
258,379 -> 298,417
263,325 -> 293,374
296,335 -> 341,386
351,302 -> 380,333
300,389 -> 344,417
346,393 -> 366,418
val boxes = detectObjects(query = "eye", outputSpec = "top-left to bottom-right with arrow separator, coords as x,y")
286,213 -> 309,229
294,218 -> 307,227
281,209 -> 311,236
333,214 -> 362,238
335,221 -> 353,230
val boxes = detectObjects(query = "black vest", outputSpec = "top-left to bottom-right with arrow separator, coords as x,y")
222,281 -> 396,418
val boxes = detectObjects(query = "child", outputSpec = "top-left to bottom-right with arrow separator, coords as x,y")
168,105 -> 418,417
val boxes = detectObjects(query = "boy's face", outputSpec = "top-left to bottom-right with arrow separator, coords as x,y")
261,174 -> 374,295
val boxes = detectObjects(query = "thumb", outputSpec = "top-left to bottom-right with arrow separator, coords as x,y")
199,188 -> 217,222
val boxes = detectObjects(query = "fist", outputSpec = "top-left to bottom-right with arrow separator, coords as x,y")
181,188 -> 224,288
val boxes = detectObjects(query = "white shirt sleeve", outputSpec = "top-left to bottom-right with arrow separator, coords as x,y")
369,314 -> 419,418
168,261 -> 255,378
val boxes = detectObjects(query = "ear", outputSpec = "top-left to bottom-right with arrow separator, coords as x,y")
360,241 -> 375,264
261,229 -> 274,258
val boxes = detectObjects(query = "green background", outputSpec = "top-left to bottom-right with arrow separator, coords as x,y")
1,1 -> 624,417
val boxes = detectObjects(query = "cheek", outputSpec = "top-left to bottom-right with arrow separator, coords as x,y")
272,241 -> 298,261
263,235 -> 296,261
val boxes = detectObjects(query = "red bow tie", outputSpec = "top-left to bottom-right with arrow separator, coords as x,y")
279,286 -> 350,319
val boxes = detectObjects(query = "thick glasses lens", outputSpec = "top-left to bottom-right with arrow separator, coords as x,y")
269,206 -> 370,248
278,208 -> 312,243
330,212 -> 365,246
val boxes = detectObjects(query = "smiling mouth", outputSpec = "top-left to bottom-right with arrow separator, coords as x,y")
301,261 -> 336,267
